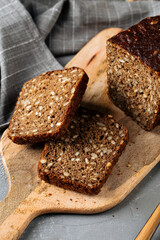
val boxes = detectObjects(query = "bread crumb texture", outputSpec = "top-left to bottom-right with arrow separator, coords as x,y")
8,67 -> 88,144
107,16 -> 160,130
38,108 -> 128,195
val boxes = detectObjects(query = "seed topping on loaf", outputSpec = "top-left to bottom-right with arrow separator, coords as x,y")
108,15 -> 160,75
8,67 -> 88,144
38,108 -> 128,194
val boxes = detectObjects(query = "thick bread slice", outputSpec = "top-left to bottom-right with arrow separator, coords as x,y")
8,67 -> 88,144
38,108 -> 128,195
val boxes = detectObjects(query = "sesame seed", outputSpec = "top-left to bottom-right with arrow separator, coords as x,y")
75,152 -> 80,156
71,69 -> 77,73
71,87 -> 75,94
106,162 -> 111,168
92,178 -> 97,181
97,122 -> 105,127
73,134 -> 79,139
33,129 -> 37,132
84,147 -> 90,152
107,149 -> 112,154
64,102 -> 69,106
88,183 -> 93,187
120,140 -> 124,145
119,59 -> 125,63
48,163 -> 53,167
26,105 -> 31,111
56,122 -> 61,126
72,119 -> 77,123
64,172 -> 70,177
97,149 -> 101,153
82,114 -> 88,118
85,158 -> 89,164
116,123 -> 119,128
91,153 -> 97,159
102,148 -> 108,153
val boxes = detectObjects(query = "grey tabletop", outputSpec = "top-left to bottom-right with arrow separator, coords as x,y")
0,56 -> 160,240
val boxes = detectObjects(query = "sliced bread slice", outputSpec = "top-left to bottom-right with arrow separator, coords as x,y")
8,67 -> 88,144
38,108 -> 128,195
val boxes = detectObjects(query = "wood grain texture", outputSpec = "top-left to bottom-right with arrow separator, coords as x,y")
0,28 -> 160,239
135,204 -> 160,240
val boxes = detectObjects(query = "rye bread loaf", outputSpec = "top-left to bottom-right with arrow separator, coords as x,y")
8,67 -> 88,144
38,108 -> 128,195
107,16 -> 160,130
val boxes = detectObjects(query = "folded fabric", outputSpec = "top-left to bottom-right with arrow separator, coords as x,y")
0,0 -> 160,128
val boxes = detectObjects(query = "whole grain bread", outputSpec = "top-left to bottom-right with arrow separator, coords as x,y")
38,108 -> 128,195
8,67 -> 88,144
107,16 -> 160,130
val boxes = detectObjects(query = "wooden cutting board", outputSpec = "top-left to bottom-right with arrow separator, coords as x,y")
0,28 -> 160,240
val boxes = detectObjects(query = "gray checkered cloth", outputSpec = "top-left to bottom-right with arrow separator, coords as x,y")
0,0 -> 160,129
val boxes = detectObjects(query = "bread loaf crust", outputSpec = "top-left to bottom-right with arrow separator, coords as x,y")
108,16 -> 160,76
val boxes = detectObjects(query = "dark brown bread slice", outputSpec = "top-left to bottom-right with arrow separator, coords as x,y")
38,108 -> 128,195
8,67 -> 88,144
107,16 -> 160,130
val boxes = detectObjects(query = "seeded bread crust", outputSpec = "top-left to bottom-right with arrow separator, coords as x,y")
8,67 -> 88,144
108,16 -> 160,76
38,108 -> 128,195
107,16 -> 160,130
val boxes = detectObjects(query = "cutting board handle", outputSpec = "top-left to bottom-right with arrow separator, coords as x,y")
0,197 -> 39,240
0,181 -> 55,240
0,191 -> 41,240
